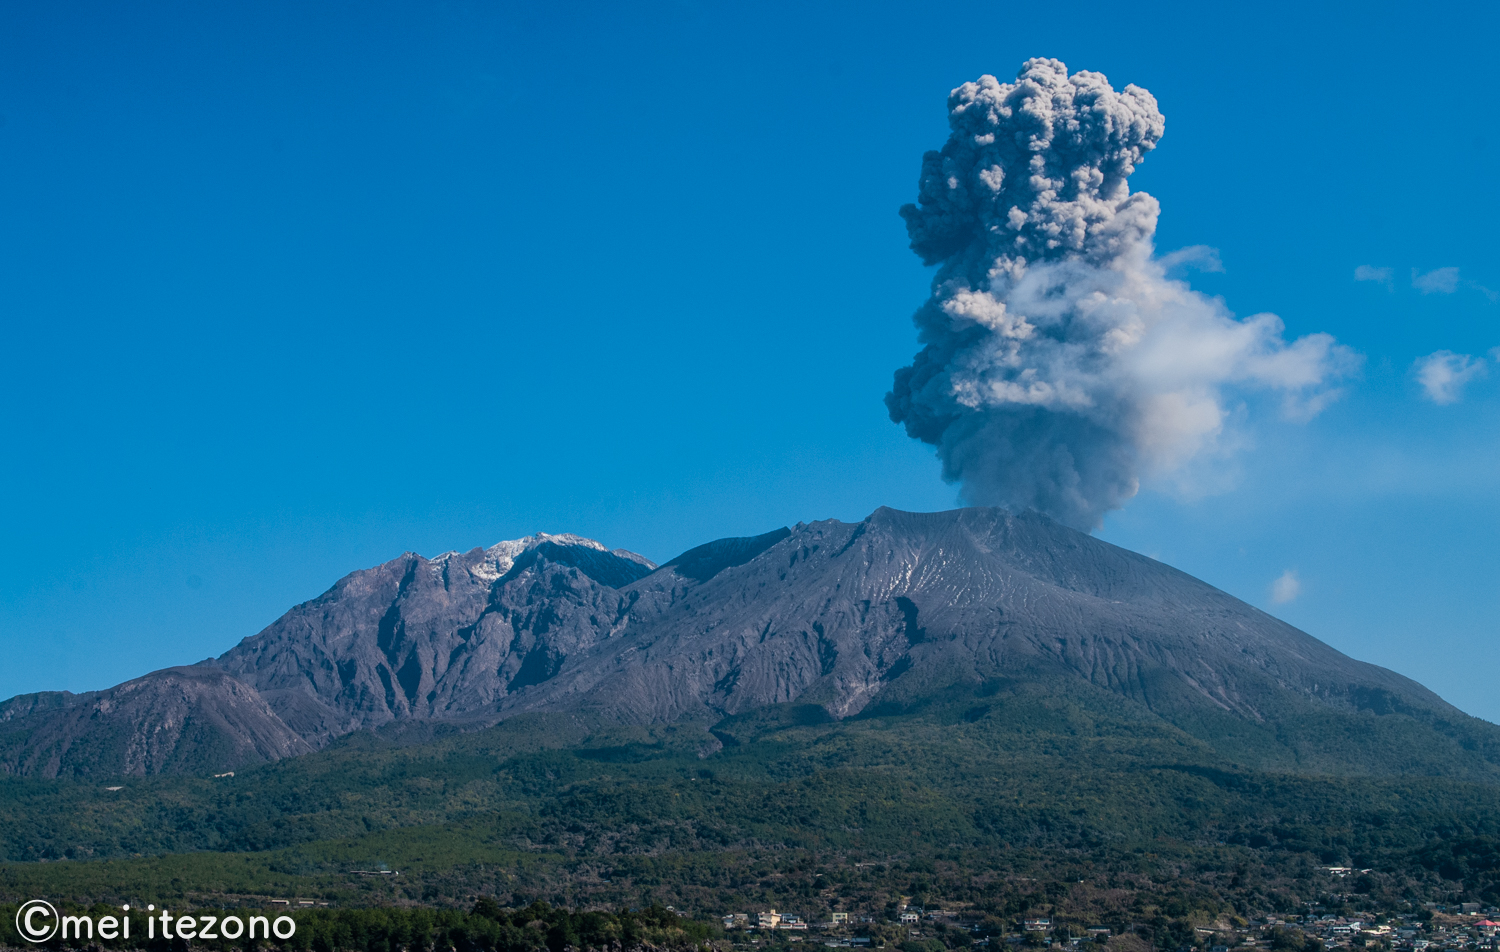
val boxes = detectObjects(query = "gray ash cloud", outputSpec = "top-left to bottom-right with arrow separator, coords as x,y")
888,58 -> 1353,530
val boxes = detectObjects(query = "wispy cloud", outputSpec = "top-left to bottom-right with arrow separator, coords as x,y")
1360,264 -> 1496,300
1413,267 -> 1461,294
1413,350 -> 1489,404
1354,265 -> 1393,289
1270,569 -> 1300,605
1161,245 -> 1225,273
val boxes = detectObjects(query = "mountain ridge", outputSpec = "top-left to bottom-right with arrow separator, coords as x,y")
1,506 -> 1493,781
0,666 -> 311,778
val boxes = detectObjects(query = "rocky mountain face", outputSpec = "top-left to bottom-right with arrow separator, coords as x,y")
0,666 -> 311,778
484,507 -> 1498,776
213,533 -> 658,745
4,508 -> 1496,779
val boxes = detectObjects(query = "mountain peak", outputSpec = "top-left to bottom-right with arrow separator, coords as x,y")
420,533 -> 657,585
4,505 -> 1496,783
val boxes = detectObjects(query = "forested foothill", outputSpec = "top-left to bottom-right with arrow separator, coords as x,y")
6,693 -> 1500,952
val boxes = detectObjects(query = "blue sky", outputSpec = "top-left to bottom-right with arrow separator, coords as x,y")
2,1 -> 1497,720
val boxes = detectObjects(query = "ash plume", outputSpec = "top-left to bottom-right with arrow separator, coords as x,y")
887,58 -> 1353,530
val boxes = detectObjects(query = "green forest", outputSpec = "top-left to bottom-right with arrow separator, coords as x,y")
4,679 -> 1500,947
0,900 -> 713,952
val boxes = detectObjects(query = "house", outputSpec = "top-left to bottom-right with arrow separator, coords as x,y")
760,911 -> 782,929
833,914 -> 850,924
900,913 -> 920,924
781,917 -> 809,931
1025,920 -> 1053,933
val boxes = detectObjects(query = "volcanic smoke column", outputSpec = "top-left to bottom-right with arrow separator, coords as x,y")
887,58 -> 1351,530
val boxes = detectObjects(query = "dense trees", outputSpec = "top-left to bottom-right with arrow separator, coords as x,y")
0,901 -> 712,952
4,696 -> 1500,930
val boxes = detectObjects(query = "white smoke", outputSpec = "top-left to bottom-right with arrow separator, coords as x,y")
886,58 -> 1355,530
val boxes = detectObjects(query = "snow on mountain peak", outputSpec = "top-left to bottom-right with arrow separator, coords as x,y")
456,533 -> 655,583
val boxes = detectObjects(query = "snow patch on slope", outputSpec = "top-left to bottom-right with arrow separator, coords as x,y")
457,533 -> 656,583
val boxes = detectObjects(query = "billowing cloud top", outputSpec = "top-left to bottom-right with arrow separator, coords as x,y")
887,58 -> 1353,530
900,60 -> 1164,270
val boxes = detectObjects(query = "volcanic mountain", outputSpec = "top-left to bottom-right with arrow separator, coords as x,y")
3,507 -> 1496,779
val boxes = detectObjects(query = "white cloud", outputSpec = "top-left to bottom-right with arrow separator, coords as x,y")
1413,267 -> 1461,294
1354,265 -> 1393,289
1270,569 -> 1300,605
1413,350 -> 1488,404
1160,245 -> 1225,273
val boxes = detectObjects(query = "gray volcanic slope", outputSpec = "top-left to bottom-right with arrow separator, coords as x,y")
493,507 -> 1500,777
0,667 -> 311,778
213,533 -> 658,745
4,507 -> 1498,778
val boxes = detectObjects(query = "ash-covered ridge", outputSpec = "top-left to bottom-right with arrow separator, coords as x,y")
211,533 -> 658,745
4,510 -> 1497,780
0,667 -> 311,778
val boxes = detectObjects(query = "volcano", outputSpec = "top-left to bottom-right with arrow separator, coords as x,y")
4,507 -> 1495,779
